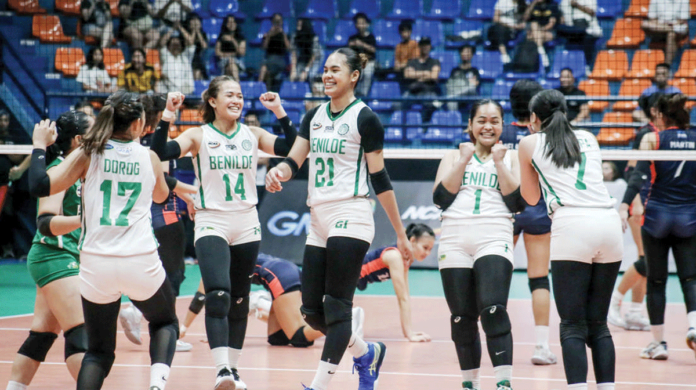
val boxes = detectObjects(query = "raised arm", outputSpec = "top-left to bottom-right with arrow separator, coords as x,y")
255,92 -> 298,156
150,92 -> 201,160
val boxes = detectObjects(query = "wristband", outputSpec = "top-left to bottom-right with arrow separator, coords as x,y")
162,109 -> 176,122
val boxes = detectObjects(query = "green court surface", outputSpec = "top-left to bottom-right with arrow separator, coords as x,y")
0,263 -> 686,317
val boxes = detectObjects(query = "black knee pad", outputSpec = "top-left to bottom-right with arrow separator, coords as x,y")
647,277 -> 667,294
528,276 -> 550,293
290,326 -> 315,348
64,324 -> 87,360
188,291 -> 206,314
300,305 -> 327,333
587,320 -> 611,348
267,329 -> 290,346
322,295 -> 352,326
229,296 -> 249,320
450,315 -> 479,345
479,305 -> 511,338
634,256 -> 647,277
205,290 -> 231,318
18,331 -> 58,362
559,320 -> 588,344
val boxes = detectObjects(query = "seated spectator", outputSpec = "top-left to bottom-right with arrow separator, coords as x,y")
557,67 -> 589,125
80,0 -> 114,48
305,76 -> 324,112
445,44 -> 480,112
402,37 -> 441,122
290,18 -> 323,83
641,0 -> 689,65
74,100 -> 96,118
179,13 -> 208,80
633,63 -> 682,122
348,12 -> 376,97
154,0 -> 192,45
258,13 -> 291,92
77,47 -> 117,93
119,0 -> 159,49
216,16 -> 246,81
525,0 -> 561,67
394,21 -> 419,78
557,0 -> 602,66
118,48 -> 160,92
0,109 -> 30,183
489,0 -> 527,64
244,112 -> 260,127
158,34 -> 195,95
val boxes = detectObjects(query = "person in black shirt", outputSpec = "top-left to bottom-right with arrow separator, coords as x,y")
348,13 -> 376,97
259,13 -> 291,92
524,0 -> 561,67
556,68 -> 589,125
445,44 -> 481,112
402,37 -> 441,122
216,16 -> 246,81
179,13 -> 209,80
119,0 -> 159,49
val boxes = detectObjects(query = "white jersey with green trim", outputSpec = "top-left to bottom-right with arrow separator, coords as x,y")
193,122 -> 258,212
442,153 -> 514,221
531,130 -> 615,216
79,139 -> 158,256
306,100 -> 370,207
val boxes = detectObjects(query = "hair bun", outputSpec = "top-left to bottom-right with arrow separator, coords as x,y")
358,53 -> 368,70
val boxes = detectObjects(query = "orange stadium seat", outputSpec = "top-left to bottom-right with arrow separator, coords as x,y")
606,18 -> 644,49
578,79 -> 610,112
32,15 -> 72,44
597,112 -> 635,146
55,0 -> 81,15
102,48 -> 125,77
624,0 -> 650,18
590,50 -> 628,80
669,78 -> 696,110
146,49 -> 161,73
55,47 -> 85,77
626,50 -> 665,79
613,78 -> 652,111
178,109 -> 202,132
677,50 -> 696,78
8,0 -> 46,14
693,0 -> 696,17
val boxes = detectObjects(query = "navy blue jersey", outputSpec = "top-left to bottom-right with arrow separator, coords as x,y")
500,122 -> 531,150
357,245 -> 397,291
646,128 -> 696,205
151,160 -> 181,230
252,253 -> 302,299
634,123 -> 659,202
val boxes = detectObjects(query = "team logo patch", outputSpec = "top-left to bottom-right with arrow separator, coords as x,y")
67,261 -> 79,270
312,122 -> 322,130
337,123 -> 350,136
115,146 -> 132,155
439,254 -> 447,262
242,139 -> 252,151
208,141 -> 221,148
226,144 -> 237,150
105,144 -> 114,150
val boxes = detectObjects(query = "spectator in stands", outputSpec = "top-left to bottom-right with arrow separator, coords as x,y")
74,101 -> 96,118
119,0 -> 159,49
258,13 -> 291,92
445,44 -> 480,112
394,21 -> 419,79
633,63 -> 682,122
154,0 -> 192,45
77,47 -> 117,93
489,0 -> 528,64
641,0 -> 689,65
525,0 -> 561,67
348,12 -> 377,96
216,16 -> 246,81
180,13 -> 208,81
80,0 -> 114,48
402,37 -> 441,122
290,18 -> 323,83
158,34 -> 195,95
557,0 -> 602,66
305,76 -> 324,112
118,48 -> 159,92
557,68 -> 589,125
244,112 -> 260,127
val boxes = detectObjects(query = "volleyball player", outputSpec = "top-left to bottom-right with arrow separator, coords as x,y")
500,79 -> 557,365
357,223 -> 434,342
618,93 -> 696,360
266,47 -> 413,390
28,91 -> 180,390
150,76 -> 298,390
518,90 -> 623,390
433,100 -> 522,390
5,111 -> 90,390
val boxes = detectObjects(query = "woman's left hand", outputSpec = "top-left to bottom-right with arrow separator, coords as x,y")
259,92 -> 282,111
408,331 -> 432,343
619,203 -> 630,233
397,234 -> 414,265
32,119 -> 58,149
491,142 -> 508,163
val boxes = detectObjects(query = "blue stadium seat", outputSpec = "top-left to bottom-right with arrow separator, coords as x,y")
423,111 -> 463,143
327,20 -> 357,48
539,78 -> 560,89
210,0 -> 245,18
60,78 -> 81,92
386,0 -> 424,20
311,20 -> 327,44
503,54 -> 544,80
425,0 -> 462,20
431,51 -> 459,79
471,51 -> 502,80
412,20 -> 443,48
301,0 -> 338,20
250,19 -> 290,46
194,80 -> 210,98
492,79 -> 515,111
285,109 -> 302,126
597,0 -> 622,18
202,18 -> 223,45
547,50 -> 586,79
373,20 -> 401,48
368,81 -> 400,111
344,0 -> 381,20
386,111 -> 422,142
191,0 -> 209,18
239,81 -> 267,110
256,0 -> 294,19
466,0 -> 496,20
279,82 -> 310,111
447,19 -> 484,48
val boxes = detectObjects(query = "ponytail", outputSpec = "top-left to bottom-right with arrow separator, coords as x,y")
529,89 -> 581,168
82,90 -> 143,155
82,105 -> 115,155
405,223 -> 435,240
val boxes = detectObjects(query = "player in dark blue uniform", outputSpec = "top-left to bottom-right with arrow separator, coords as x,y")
357,224 -> 435,342
502,80 -> 557,365
620,93 -> 696,361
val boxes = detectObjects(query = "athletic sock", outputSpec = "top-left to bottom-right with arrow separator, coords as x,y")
228,347 -> 242,369
597,383 -> 615,390
493,365 -> 512,384
651,324 -> 665,343
309,360 -> 338,390
211,346 -> 229,372
150,363 -> 170,390
688,311 -> 696,329
629,302 -> 643,315
567,384 -> 588,390
610,290 -> 624,307
347,333 -> 369,358
535,325 -> 550,349
461,368 -> 480,389
257,298 -> 271,313
6,381 -> 28,390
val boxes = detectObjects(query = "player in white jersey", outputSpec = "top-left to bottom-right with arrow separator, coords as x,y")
149,75 -> 298,390
27,91 -> 181,390
433,100 -> 524,390
518,90 -> 623,390
266,47 -> 413,390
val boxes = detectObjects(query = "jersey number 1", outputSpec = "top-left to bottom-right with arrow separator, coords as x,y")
223,173 -> 246,201
315,157 -> 335,188
99,180 -> 142,226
